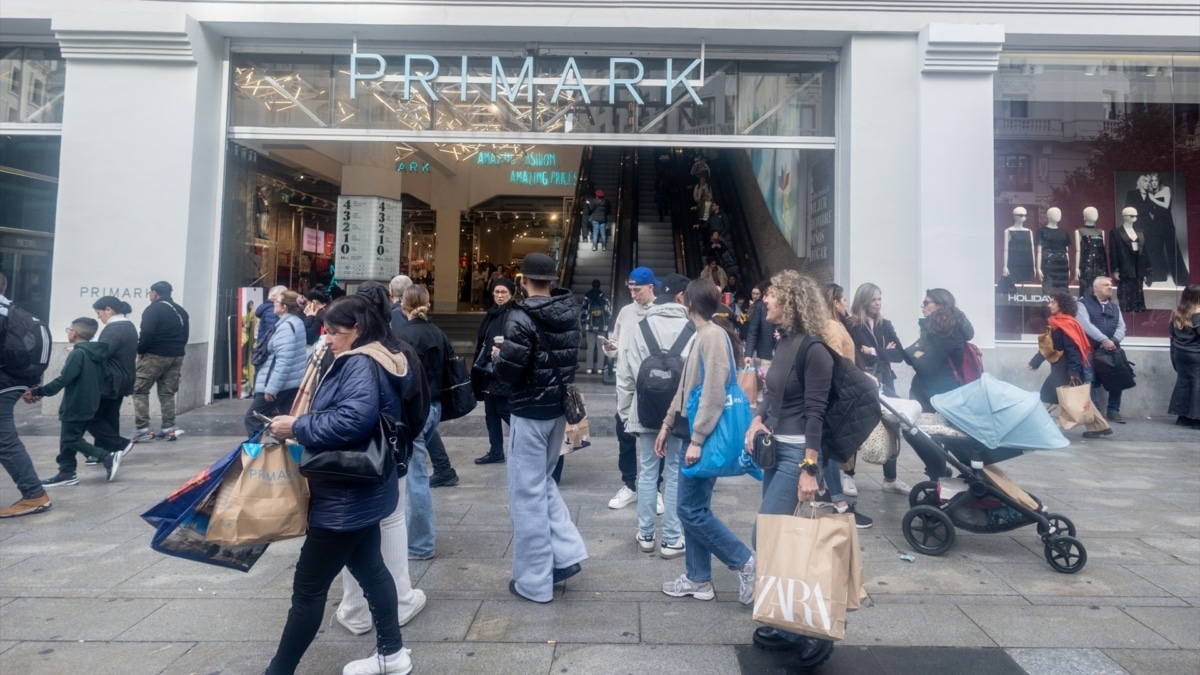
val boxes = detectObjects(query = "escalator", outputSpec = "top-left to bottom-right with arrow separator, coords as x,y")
565,146 -> 624,302
634,148 -> 681,278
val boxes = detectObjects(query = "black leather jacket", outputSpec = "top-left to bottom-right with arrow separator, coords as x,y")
493,289 -> 580,420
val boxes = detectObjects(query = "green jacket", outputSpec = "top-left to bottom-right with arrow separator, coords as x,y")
36,341 -> 109,422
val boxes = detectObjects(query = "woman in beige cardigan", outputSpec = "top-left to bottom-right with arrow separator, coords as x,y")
654,280 -> 756,605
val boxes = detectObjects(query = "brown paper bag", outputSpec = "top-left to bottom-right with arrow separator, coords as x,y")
561,418 -> 591,456
206,441 -> 309,546
846,512 -> 868,611
737,367 -> 758,403
752,511 -> 857,641
1055,382 -> 1102,431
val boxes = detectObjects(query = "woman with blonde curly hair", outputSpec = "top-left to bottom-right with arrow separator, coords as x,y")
744,271 -> 868,656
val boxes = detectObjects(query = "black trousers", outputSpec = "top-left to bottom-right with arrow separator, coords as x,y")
615,413 -> 638,491
243,389 -> 299,438
427,429 -> 453,476
87,396 -> 126,452
266,523 -> 401,675
484,394 -> 511,458
55,419 -> 105,474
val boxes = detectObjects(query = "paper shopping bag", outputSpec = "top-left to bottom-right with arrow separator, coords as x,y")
1055,382 -> 1099,431
561,418 -> 591,456
753,511 -> 857,641
206,441 -> 309,547
846,512 -> 868,611
737,366 -> 758,403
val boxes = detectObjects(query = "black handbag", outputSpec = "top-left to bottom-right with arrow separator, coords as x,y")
753,430 -> 777,470
441,354 -> 478,421
299,412 -> 401,484
670,411 -> 691,441
564,385 -> 587,424
1094,347 -> 1136,392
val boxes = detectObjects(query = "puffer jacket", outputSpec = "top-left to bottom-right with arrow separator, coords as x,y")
98,317 -> 138,398
474,301 -> 514,398
493,288 -> 580,420
396,317 -> 453,397
616,302 -> 693,433
744,300 -> 777,360
255,301 -> 278,344
255,313 -> 306,396
292,345 -> 409,532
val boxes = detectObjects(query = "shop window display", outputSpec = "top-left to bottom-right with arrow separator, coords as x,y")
994,54 -> 1199,341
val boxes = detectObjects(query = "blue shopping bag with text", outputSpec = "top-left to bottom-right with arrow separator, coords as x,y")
681,335 -> 762,480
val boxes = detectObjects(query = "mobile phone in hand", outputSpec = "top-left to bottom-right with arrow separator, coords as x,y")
253,411 -> 274,425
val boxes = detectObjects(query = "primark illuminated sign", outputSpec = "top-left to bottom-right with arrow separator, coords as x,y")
349,48 -> 704,106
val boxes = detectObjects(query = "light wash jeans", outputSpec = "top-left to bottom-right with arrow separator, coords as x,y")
677,465 -> 752,583
508,415 -> 589,602
751,442 -> 806,549
337,476 -> 423,631
637,433 -> 682,545
406,401 -> 440,559
591,220 -> 607,249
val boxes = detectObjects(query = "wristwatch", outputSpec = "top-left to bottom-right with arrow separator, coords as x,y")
798,458 -> 819,476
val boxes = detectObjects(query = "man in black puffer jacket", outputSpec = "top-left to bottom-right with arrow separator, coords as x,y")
492,253 -> 588,603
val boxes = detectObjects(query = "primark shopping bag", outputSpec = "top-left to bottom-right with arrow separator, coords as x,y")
140,437 -> 269,572
205,441 -> 309,547
752,510 -> 864,641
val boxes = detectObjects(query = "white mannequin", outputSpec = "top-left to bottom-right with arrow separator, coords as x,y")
1035,207 -> 1069,281
1002,206 -> 1034,279
1121,206 -> 1139,251
1074,206 -> 1106,280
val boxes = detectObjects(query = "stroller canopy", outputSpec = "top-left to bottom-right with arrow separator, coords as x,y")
930,374 -> 1069,451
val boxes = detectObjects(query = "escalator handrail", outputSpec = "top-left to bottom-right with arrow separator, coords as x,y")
560,146 -> 595,288
669,149 -> 703,278
609,149 -> 633,309
709,151 -> 764,289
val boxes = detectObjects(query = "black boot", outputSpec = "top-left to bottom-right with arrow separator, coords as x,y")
474,453 -> 505,465
429,471 -> 460,487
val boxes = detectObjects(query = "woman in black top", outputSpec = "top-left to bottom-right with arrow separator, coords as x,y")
472,279 -> 516,464
90,296 -> 138,456
906,288 -> 974,412
1169,285 -> 1200,427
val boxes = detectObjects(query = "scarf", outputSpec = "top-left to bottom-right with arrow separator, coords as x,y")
1047,313 -> 1093,367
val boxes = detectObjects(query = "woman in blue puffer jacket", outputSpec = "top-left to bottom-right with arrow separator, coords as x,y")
264,294 -> 416,675
244,290 -> 307,437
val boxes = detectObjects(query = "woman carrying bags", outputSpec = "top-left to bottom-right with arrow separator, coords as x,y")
655,280 -> 756,605
1028,291 -> 1112,439
263,295 -> 416,675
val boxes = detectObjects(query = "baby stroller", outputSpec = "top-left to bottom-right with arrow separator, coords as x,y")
881,374 -> 1088,574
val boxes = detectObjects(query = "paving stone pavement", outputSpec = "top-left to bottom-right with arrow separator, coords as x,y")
1,377 -> 1197,674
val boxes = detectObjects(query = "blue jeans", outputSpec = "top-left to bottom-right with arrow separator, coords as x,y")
1092,380 -> 1122,414
591,220 -> 606,249
751,442 -> 807,549
638,433 -> 681,544
677,464 -> 752,583
406,401 -> 440,559
820,449 -> 845,504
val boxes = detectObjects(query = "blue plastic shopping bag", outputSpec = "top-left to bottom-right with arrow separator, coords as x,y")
140,434 -> 272,572
681,335 -> 762,480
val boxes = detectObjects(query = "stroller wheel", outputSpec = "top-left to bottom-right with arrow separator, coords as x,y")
1044,535 -> 1088,574
1037,513 -> 1077,539
902,505 -> 956,556
908,481 -> 939,508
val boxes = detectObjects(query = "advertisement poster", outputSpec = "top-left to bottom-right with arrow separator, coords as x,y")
1113,171 -> 1189,287
336,195 -> 402,280
237,287 -> 264,399
303,227 -> 319,253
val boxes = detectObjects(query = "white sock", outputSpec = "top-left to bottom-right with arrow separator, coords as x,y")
836,504 -> 849,514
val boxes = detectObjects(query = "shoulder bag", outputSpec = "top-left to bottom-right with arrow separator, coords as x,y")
298,361 -> 403,484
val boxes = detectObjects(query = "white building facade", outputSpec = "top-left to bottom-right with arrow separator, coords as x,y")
1,1 -> 1196,416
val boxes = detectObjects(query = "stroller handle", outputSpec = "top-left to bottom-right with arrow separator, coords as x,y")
879,396 -> 919,431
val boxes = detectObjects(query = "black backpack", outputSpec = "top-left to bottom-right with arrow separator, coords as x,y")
798,337 -> 881,463
0,303 -> 52,381
636,319 -> 695,428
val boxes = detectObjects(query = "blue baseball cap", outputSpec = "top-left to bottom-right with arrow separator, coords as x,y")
627,267 -> 661,287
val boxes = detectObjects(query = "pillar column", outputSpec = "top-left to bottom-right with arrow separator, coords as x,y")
916,23 -> 1005,347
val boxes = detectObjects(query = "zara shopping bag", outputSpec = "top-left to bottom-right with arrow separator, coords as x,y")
205,441 -> 309,547
1055,381 -> 1104,430
680,336 -> 761,480
752,510 -> 865,641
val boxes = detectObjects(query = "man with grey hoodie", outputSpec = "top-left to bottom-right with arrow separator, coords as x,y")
616,273 -> 694,560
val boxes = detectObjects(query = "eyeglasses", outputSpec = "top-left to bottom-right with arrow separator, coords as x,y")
922,300 -> 936,307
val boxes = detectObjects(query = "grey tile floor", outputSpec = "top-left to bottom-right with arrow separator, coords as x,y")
1,385 -> 1197,674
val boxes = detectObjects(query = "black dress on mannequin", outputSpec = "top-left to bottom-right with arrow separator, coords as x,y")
1110,226 -> 1149,312
1038,227 -> 1070,293
1006,230 -> 1035,283
1077,229 -> 1108,295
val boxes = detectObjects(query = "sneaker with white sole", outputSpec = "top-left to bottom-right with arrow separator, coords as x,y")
130,428 -> 155,443
841,472 -> 858,497
636,532 -> 656,553
883,478 -> 911,495
659,538 -> 686,560
839,502 -> 873,529
102,451 -> 121,482
342,647 -> 413,675
41,473 -> 78,487
738,553 -> 757,605
156,428 -> 185,441
84,457 -> 99,466
656,491 -> 664,515
608,486 -> 636,509
117,440 -> 134,459
662,573 -> 715,600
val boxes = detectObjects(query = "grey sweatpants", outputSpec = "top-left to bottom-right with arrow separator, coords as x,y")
508,414 -> 588,602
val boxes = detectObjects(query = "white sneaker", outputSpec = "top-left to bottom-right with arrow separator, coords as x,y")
656,492 -> 664,515
399,589 -> 427,627
662,573 -> 714,600
608,486 -> 637,509
659,538 -> 686,560
636,532 -> 656,553
738,553 -> 757,605
883,478 -> 912,496
841,473 -> 858,497
343,648 -> 412,675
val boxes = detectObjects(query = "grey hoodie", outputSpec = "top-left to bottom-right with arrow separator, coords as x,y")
616,302 -> 694,434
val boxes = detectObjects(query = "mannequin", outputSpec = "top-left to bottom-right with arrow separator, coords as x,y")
1110,206 -> 1149,312
1036,206 -> 1071,293
1075,206 -> 1109,296
1002,206 -> 1036,285
255,186 -> 271,239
